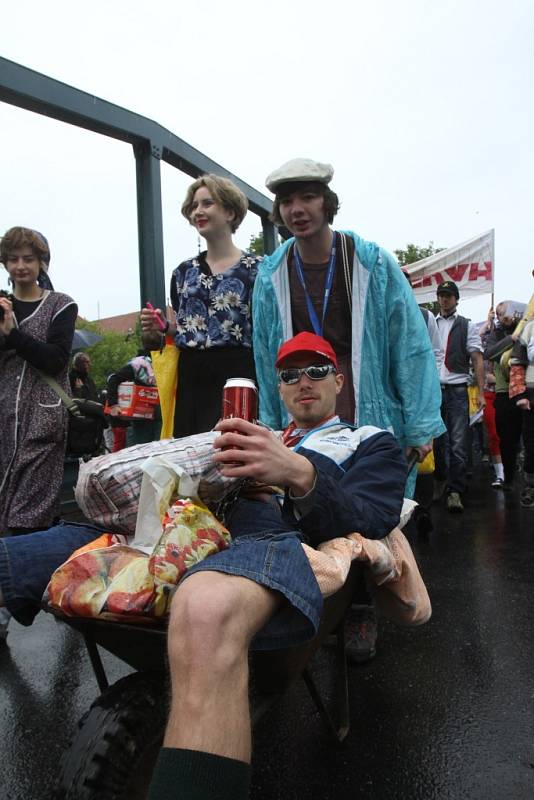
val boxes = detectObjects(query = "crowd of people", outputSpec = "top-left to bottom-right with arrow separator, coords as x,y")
0,158 -> 533,800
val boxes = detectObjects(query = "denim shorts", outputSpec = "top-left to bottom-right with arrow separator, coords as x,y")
183,498 -> 323,651
0,521 -> 106,625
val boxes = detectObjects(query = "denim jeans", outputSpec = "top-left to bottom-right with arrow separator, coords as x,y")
0,521 -> 106,625
434,384 -> 469,494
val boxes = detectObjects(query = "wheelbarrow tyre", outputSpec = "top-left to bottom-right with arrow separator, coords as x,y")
55,670 -> 168,800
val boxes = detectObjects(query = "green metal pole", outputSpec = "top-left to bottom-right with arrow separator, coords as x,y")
134,141 -> 166,312
262,218 -> 278,256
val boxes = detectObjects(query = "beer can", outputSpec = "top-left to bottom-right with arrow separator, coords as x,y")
221,378 -> 258,423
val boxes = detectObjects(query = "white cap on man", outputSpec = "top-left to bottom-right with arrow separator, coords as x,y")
265,158 -> 334,193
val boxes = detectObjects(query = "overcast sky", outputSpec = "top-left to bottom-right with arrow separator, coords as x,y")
1,0 -> 533,324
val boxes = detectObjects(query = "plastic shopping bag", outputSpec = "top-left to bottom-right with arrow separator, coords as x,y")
132,453 -> 234,549
46,496 -> 231,623
417,449 -> 435,474
303,527 -> 431,626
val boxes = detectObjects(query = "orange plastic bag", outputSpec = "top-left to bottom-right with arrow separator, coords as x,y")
46,498 -> 231,623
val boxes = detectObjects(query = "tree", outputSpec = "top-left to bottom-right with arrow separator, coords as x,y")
395,242 -> 445,314
248,232 -> 264,256
87,331 -> 140,391
75,319 -> 141,391
74,317 -> 102,334
394,241 -> 443,266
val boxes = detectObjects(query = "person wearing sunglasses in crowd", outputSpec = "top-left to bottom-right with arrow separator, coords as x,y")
0,333 -> 406,646
0,332 -> 406,788
140,174 -> 260,437
147,331 -> 407,800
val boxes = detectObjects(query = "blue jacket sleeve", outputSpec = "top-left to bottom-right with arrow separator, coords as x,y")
355,237 -> 444,448
252,264 -> 287,429
383,250 -> 445,445
287,431 -> 407,544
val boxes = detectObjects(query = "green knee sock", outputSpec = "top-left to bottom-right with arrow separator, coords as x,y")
148,747 -> 251,800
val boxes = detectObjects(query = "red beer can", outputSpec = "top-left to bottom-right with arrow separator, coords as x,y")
221,378 -> 258,423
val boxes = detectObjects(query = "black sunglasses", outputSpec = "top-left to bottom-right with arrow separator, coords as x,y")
278,364 -> 336,385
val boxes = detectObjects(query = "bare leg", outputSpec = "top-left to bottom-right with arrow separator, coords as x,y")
164,571 -> 281,763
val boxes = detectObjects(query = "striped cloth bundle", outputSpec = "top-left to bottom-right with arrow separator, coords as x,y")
75,432 -> 239,534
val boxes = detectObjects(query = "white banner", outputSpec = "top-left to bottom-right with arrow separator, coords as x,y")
406,230 -> 494,303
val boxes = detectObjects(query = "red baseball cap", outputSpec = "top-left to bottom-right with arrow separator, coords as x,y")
275,332 -> 338,369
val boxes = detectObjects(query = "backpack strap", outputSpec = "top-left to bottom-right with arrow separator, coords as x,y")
36,370 -> 83,416
339,232 -> 353,314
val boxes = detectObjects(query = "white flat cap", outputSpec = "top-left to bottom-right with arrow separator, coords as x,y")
265,158 -> 334,193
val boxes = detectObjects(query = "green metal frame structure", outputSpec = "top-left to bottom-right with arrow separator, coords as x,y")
0,57 -> 276,310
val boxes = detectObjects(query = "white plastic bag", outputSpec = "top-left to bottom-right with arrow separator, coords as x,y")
133,456 -> 201,549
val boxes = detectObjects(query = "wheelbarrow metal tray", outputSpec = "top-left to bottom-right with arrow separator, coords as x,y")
45,560 -> 364,691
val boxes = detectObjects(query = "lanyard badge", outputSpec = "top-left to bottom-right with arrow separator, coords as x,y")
293,233 -> 337,337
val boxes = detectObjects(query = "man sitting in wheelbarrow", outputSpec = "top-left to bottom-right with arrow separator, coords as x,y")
147,332 -> 407,800
0,332 -> 407,798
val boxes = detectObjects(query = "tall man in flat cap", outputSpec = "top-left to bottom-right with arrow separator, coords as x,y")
252,157 -> 444,659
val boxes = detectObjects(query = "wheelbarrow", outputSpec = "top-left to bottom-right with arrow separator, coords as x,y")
47,561 -> 365,800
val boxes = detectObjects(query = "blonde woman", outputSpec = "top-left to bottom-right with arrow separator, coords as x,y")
141,175 -> 261,437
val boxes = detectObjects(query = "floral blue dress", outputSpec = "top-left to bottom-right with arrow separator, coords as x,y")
169,251 -> 261,437
170,251 -> 260,350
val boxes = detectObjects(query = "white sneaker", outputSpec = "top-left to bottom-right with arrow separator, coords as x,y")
446,492 -> 464,513
492,477 -> 504,489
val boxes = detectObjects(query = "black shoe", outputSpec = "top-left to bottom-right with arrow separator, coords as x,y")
414,507 -> 434,535
345,604 -> 377,664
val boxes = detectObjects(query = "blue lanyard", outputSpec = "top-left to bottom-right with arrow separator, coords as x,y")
293,233 -> 337,337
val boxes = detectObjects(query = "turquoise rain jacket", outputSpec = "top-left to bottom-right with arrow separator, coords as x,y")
252,231 -> 445,450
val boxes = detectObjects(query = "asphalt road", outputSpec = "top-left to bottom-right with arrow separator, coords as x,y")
1,464 -> 533,800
